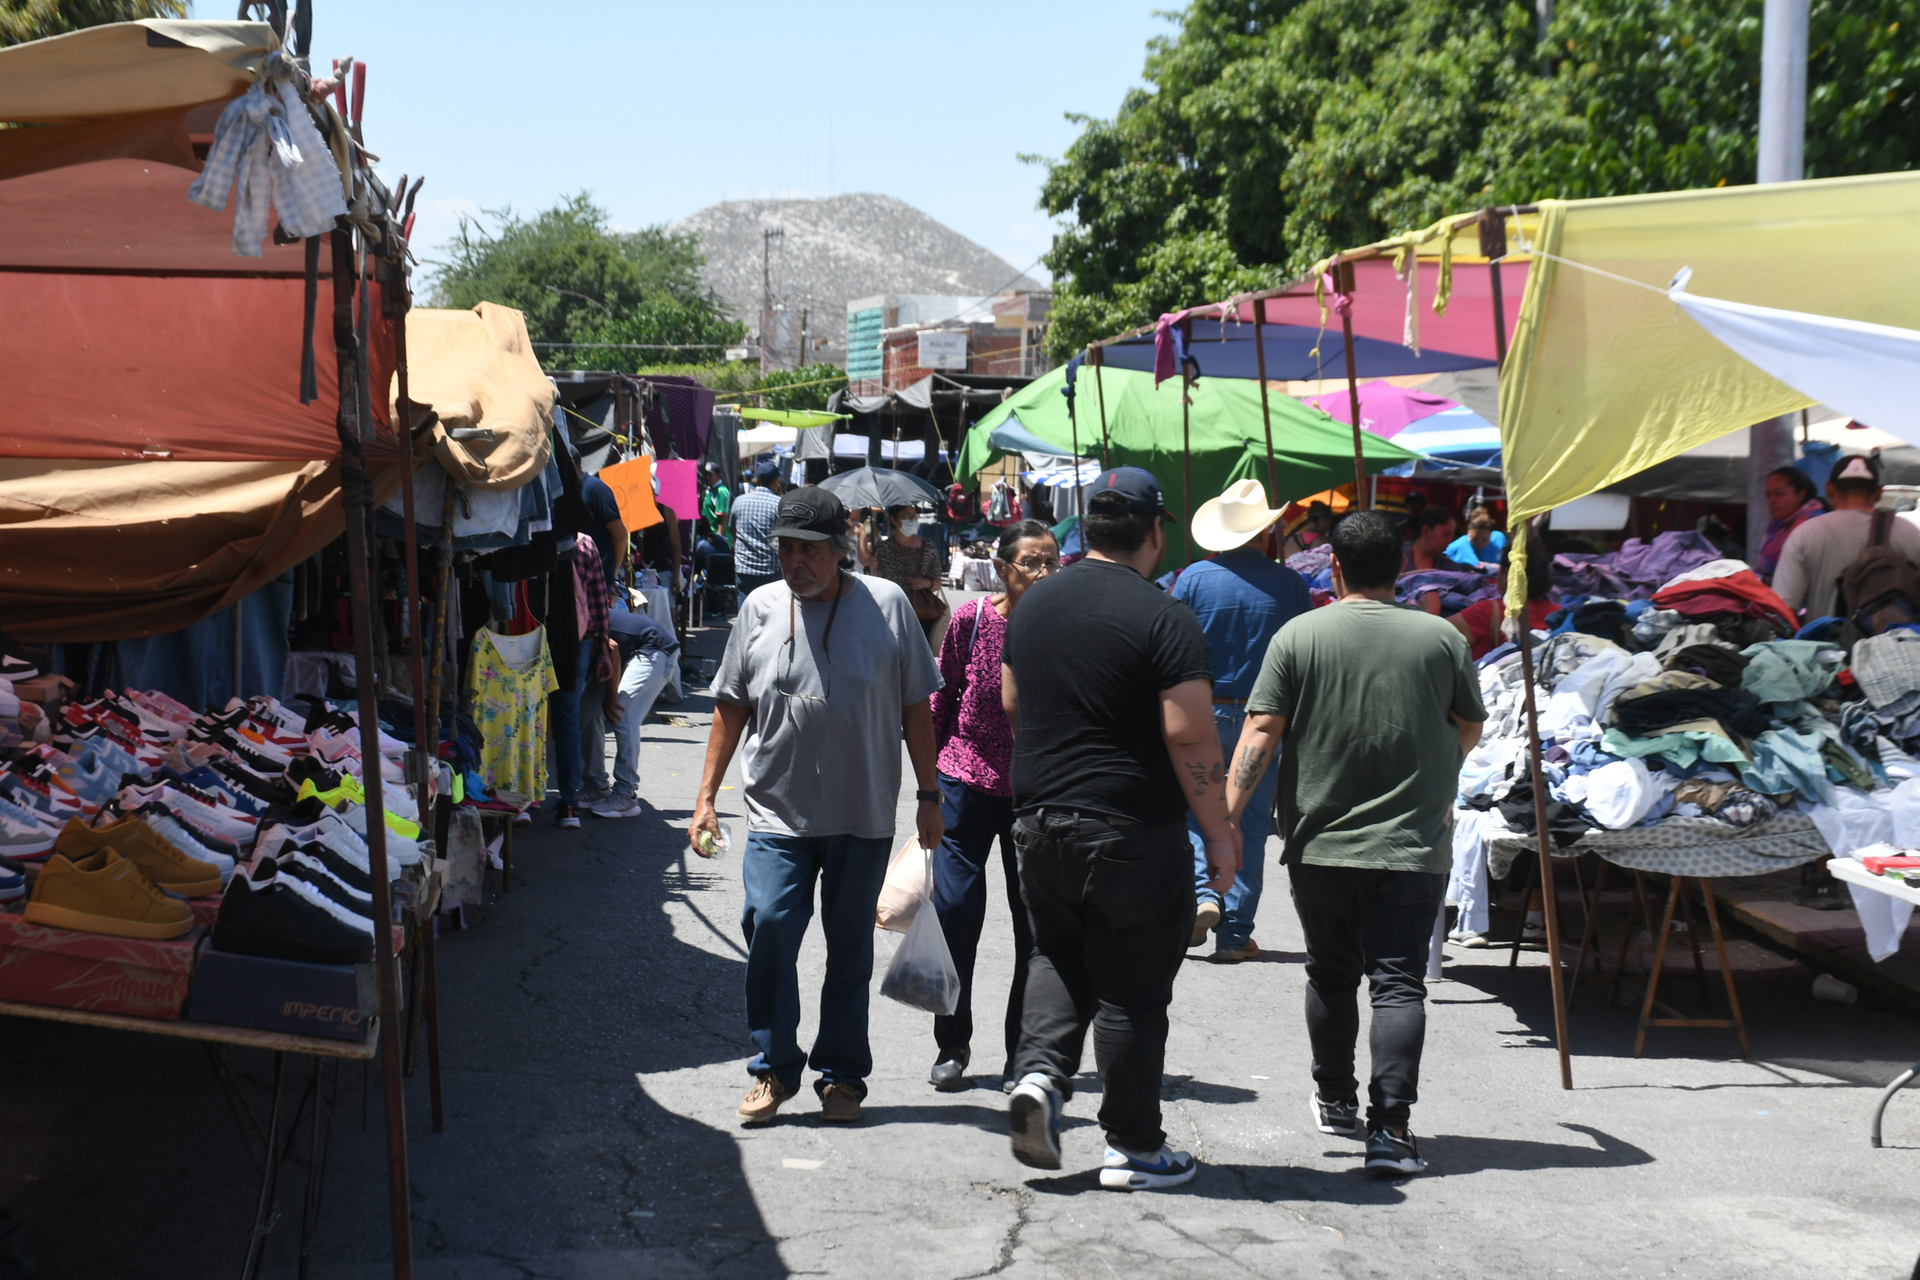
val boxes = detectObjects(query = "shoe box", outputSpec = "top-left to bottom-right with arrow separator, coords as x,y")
185,943 -> 376,1043
0,906 -> 200,1019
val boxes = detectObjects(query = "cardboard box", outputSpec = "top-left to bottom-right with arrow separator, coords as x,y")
0,909 -> 199,1019
186,944 -> 375,1042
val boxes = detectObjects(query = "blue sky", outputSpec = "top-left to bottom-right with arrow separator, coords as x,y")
305,1 -> 1174,285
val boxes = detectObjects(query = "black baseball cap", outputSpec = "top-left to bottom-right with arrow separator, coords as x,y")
1833,453 -> 1882,486
752,459 -> 781,485
1087,466 -> 1167,517
770,485 -> 847,541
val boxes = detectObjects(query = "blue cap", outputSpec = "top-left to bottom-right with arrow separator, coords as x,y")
752,459 -> 781,485
1088,466 -> 1167,517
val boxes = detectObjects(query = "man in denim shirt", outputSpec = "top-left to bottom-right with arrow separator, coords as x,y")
1174,480 -> 1311,962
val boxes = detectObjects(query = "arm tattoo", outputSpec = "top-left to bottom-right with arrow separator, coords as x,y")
1184,761 -> 1210,796
1231,746 -> 1269,793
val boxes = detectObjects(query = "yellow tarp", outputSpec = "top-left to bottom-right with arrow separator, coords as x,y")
0,20 -> 268,123
1494,170 -> 1920,612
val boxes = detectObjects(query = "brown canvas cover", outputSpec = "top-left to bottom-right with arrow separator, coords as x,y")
400,304 -> 556,491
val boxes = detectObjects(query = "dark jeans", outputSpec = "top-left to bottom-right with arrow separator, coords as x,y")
737,571 -> 780,598
1287,862 -> 1446,1131
1012,811 -> 1193,1154
741,831 -> 892,1099
547,636 -> 591,806
931,773 -> 1031,1073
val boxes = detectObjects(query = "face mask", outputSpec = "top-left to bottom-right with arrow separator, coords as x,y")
899,518 -> 921,536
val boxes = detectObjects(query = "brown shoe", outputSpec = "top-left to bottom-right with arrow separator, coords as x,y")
1189,900 -> 1221,948
24,849 -> 194,940
737,1075 -> 791,1125
55,815 -> 222,898
1210,939 -> 1260,964
819,1082 -> 862,1124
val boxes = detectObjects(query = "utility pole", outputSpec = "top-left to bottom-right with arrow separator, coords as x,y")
761,225 -> 783,374
798,307 -> 810,368
1535,0 -> 1553,42
1746,0 -> 1808,565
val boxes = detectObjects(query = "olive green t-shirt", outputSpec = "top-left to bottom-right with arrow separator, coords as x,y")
1247,598 -> 1486,874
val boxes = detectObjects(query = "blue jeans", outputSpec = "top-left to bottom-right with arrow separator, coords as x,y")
931,773 -> 1031,1074
741,831 -> 893,1098
547,637 -> 591,807
1188,703 -> 1276,950
607,649 -> 673,801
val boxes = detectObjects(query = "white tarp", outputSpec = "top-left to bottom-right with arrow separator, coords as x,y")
1670,279 -> 1920,445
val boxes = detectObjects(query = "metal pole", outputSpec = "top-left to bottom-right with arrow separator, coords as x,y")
1067,374 -> 1082,519
1748,0 -> 1809,564
1092,347 -> 1112,470
392,272 -> 432,778
1516,585 -> 1575,1090
1336,261 -> 1368,509
1253,299 -> 1278,506
1179,317 -> 1194,565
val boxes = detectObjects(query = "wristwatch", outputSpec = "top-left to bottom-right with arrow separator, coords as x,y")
915,789 -> 940,803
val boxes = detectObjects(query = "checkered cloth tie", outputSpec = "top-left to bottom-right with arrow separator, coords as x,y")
188,80 -> 348,257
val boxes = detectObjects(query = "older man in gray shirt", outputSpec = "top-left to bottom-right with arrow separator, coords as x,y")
692,485 -> 944,1127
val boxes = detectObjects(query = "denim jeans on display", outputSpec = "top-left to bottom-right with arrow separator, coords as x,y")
547,637 -> 591,806
608,650 -> 673,801
931,773 -> 1031,1074
1012,812 -> 1192,1154
1287,862 -> 1446,1131
1187,703 -> 1276,949
741,831 -> 893,1098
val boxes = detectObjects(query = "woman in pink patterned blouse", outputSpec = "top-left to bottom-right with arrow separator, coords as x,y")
926,519 -> 1059,1092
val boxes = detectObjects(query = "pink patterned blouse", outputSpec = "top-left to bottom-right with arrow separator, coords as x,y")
931,597 -> 1013,797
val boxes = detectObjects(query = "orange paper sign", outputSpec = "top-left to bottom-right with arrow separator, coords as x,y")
599,457 -> 663,530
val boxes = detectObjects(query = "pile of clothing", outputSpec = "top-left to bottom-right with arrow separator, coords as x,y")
1549,530 -> 1723,600
1448,552 -> 1920,951
0,690 -> 464,969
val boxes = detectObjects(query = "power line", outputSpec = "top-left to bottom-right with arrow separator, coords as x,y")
532,342 -> 736,350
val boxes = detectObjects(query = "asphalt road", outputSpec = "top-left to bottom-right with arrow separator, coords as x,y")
4,617 -> 1920,1279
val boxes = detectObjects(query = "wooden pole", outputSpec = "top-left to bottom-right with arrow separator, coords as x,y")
1336,260 -> 1368,509
329,227 -> 414,1277
1067,366 -> 1082,518
1091,346 -> 1112,470
391,271 -> 431,767
1253,299 -> 1278,506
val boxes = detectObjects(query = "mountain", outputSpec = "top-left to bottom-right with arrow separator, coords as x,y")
672,194 -> 1044,357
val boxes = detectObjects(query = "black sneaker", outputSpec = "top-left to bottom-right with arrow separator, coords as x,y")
1310,1092 -> 1365,1139
211,865 -> 374,966
1364,1127 -> 1427,1177
295,840 -> 373,893
555,804 -> 581,830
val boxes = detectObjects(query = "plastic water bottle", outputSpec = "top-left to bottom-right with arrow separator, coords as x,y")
693,822 -> 733,860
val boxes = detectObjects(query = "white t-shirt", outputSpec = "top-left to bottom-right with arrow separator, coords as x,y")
1772,510 -> 1920,619
712,575 -> 942,839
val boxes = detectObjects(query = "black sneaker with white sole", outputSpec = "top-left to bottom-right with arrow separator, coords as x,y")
1364,1127 -> 1427,1176
1310,1092 -> 1366,1139
1007,1073 -> 1063,1170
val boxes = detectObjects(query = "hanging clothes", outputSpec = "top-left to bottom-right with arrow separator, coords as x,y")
466,626 -> 559,800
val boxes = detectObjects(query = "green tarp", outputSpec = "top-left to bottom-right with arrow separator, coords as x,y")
958,364 -> 1419,570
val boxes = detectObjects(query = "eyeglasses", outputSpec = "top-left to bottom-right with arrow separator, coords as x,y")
1004,556 -> 1060,574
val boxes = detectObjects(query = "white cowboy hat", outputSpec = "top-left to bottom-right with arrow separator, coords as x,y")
1191,478 -> 1284,552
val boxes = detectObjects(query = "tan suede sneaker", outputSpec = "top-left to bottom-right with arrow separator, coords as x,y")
54,815 -> 222,898
24,849 -> 194,939
819,1083 -> 862,1124
737,1075 -> 791,1125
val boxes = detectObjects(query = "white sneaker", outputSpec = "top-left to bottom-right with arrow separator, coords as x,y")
589,796 -> 644,819
1099,1144 -> 1198,1191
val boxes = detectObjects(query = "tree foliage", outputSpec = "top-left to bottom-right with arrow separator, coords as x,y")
0,0 -> 183,46
1035,0 -> 1920,357
427,194 -> 746,376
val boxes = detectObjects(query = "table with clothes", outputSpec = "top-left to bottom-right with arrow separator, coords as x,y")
1447,551 -> 1920,946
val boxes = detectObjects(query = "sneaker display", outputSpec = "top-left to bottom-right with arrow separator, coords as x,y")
1008,1072 -> 1063,1170
0,806 -> 55,861
24,849 -> 194,940
211,865 -> 374,965
54,815 -> 223,898
588,796 -> 644,820
117,784 -> 255,844
1099,1144 -> 1198,1191
48,750 -> 122,812
1363,1127 -> 1427,1176
0,855 -> 25,903
160,766 -> 265,817
0,767 -> 85,824
737,1075 -> 791,1125
1310,1092 -> 1366,1140
129,807 -> 237,881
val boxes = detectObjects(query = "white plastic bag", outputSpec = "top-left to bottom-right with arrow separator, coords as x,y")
875,835 -> 931,932
879,848 -> 960,1015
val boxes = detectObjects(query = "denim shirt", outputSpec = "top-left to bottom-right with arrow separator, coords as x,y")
1170,547 -> 1313,699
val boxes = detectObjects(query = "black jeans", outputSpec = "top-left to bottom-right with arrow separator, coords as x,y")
1287,862 -> 1446,1131
931,774 -> 1031,1073
1012,811 -> 1193,1154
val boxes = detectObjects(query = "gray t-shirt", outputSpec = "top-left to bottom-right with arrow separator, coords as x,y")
713,574 -> 942,839
1773,509 -> 1920,619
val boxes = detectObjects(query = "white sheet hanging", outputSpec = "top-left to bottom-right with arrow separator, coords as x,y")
1669,279 -> 1920,443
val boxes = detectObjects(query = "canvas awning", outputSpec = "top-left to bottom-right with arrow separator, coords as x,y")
399,304 -> 555,491
0,20 -> 267,123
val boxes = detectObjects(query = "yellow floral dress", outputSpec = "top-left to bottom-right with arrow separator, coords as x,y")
466,626 -> 559,800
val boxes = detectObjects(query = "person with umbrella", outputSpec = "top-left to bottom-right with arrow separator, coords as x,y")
827,467 -> 951,645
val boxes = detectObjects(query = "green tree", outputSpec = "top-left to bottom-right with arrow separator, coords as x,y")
427,193 -> 746,375
1035,0 -> 1920,358
0,0 -> 184,46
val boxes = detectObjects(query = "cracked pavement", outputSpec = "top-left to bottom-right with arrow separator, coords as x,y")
3,619 -> 1920,1278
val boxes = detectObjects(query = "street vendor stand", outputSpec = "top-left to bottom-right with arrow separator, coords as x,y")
1826,860 -> 1920,1144
0,16 -> 439,1276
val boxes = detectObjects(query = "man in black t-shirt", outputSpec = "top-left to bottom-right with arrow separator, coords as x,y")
1000,466 -> 1242,1191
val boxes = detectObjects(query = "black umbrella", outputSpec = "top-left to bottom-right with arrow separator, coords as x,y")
818,465 -> 943,510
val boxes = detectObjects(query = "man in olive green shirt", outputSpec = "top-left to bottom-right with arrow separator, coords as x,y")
1225,510 -> 1485,1177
